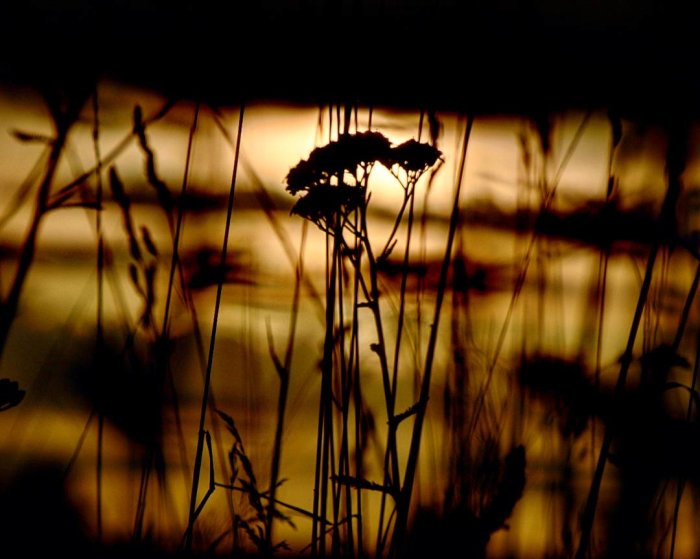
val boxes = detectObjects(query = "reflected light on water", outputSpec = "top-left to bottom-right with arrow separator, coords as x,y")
0,79 -> 698,558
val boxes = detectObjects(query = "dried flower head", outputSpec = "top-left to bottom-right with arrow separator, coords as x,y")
290,184 -> 364,232
382,139 -> 442,174
285,131 -> 392,194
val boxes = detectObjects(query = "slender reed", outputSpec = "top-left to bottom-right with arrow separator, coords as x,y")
665,237 -> 700,558
91,83 -> 106,545
265,220 -> 307,550
0,101 -> 77,359
390,114 -> 474,558
312,229 -> 340,556
154,101 -> 201,534
575,121 -> 687,559
469,111 -> 592,435
184,105 -> 245,551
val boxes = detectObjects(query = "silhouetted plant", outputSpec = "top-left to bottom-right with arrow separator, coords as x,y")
521,345 -> 700,557
216,409 -> 293,555
520,356 -> 597,438
408,444 -> 525,559
286,125 -> 444,557
9,77 -> 700,559
0,84 -> 93,359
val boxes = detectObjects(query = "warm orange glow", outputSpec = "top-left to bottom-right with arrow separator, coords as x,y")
0,78 -> 696,559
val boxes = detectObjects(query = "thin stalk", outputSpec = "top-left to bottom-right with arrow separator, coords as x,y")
352,316 -> 364,557
378,185 -> 413,260
212,112 -> 328,544
469,111 -> 592,434
129,100 -> 200,538
391,114 -> 474,558
446,238 -> 473,511
591,126 -> 618,472
575,245 -> 659,559
672,261 -> 700,352
245,164 -> 325,322
312,231 -> 340,556
184,105 -> 245,551
328,343 -> 342,556
357,205 -> 401,490
0,113 -> 72,360
413,127 -> 441,448
161,101 -> 199,343
213,482 -> 324,521
375,181 -> 419,558
133,452 -> 154,540
143,100 -> 238,545
91,84 -> 106,545
54,101 -> 175,199
358,210 -> 402,557
668,325 -> 700,559
131,286 -> 169,542
667,260 -> 700,558
350,210 -> 365,557
0,147 -> 49,233
592,245 -> 610,465
157,101 -> 200,531
187,298 -> 238,550
266,221 -> 307,550
391,185 -> 417,402
575,122 -> 686,559
211,128 -> 324,322
334,232 -> 355,557
264,321 -> 291,553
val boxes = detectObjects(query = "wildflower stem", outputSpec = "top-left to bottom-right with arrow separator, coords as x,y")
91,81 -> 106,546
312,230 -> 340,556
391,114 -> 473,558
575,120 -> 686,559
0,107 -> 72,360
184,105 -> 245,551
391,184 -> 417,407
667,261 -> 700,558
161,101 -> 199,342
266,221 -> 306,550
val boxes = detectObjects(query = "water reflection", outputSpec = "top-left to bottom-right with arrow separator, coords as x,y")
0,80 -> 697,558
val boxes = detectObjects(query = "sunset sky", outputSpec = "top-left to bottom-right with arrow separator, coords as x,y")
0,2 -> 699,558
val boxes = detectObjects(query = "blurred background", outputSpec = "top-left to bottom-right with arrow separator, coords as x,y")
0,2 -> 700,558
